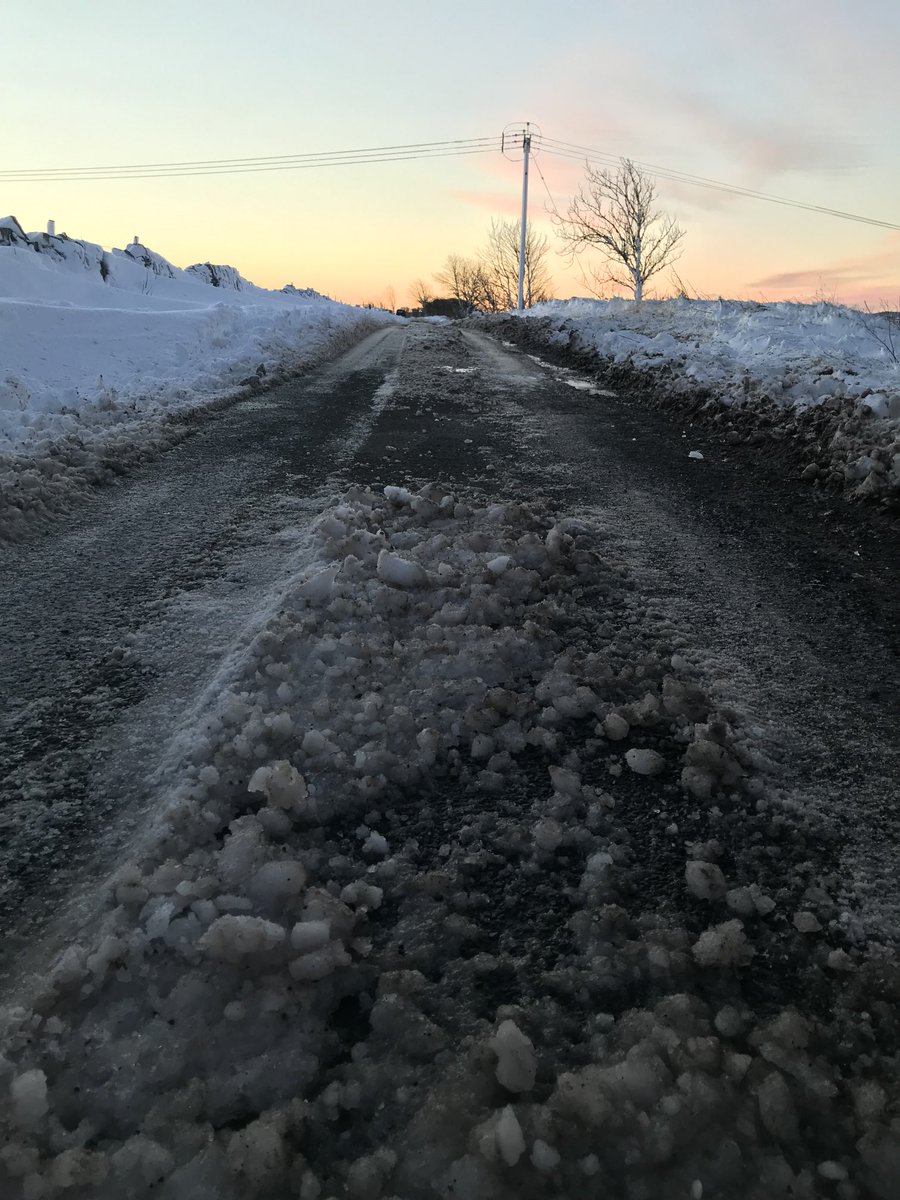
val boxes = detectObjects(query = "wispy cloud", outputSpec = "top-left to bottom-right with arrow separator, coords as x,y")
666,91 -> 863,180
751,266 -> 878,290
528,7 -> 881,205
748,234 -> 900,303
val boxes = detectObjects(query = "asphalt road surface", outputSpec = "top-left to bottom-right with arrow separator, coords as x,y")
1,320 -> 899,1198
2,320 -> 896,970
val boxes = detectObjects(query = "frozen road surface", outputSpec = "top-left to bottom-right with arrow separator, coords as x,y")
1,321 -> 898,1199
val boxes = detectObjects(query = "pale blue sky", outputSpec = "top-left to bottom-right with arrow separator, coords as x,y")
4,0 -> 898,303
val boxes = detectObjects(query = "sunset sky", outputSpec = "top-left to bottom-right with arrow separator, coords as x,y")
4,0 -> 899,307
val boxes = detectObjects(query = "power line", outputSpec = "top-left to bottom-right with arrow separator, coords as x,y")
0,137 -> 499,182
5,125 -> 896,234
3,136 -> 498,175
534,135 -> 900,232
531,149 -> 562,221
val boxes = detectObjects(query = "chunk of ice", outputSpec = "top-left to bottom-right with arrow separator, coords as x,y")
198,915 -> 286,963
685,860 -> 727,901
10,1070 -> 48,1129
495,1106 -> 526,1166
531,1139 -> 560,1172
376,550 -> 429,589
692,919 -> 755,967
490,1020 -> 537,1093
625,748 -> 665,776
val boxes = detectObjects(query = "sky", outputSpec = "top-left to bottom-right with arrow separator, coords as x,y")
3,0 -> 899,307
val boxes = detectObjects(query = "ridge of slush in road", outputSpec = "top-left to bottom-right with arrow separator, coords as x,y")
0,327 -> 405,986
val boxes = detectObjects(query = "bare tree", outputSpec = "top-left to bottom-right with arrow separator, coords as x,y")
857,301 -> 899,364
668,269 -> 712,302
409,278 -> 432,311
555,158 -> 684,302
429,219 -> 553,315
434,254 -> 492,314
479,218 -> 553,311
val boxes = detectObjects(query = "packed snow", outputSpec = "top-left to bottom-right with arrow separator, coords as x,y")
519,297 -> 900,418
1,482 -> 897,1199
0,216 -> 397,537
500,298 -> 900,503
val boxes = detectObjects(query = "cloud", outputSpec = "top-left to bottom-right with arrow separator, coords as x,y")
750,266 -> 877,289
669,92 -> 863,180
747,234 -> 900,303
529,18 -> 876,208
652,177 -> 755,217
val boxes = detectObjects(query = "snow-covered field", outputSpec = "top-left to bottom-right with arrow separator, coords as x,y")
0,217 -> 396,537
2,483 -> 897,1198
506,298 -> 900,503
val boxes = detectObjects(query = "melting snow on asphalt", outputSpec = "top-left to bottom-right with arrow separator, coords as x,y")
508,298 -> 900,503
519,298 -> 900,419
2,483 -> 898,1199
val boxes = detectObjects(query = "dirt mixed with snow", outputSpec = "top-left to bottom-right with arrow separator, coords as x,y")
2,484 -> 897,1200
474,302 -> 900,510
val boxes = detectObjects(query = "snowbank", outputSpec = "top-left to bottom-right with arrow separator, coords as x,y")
1,482 -> 896,1199
498,298 -> 900,504
0,217 -> 398,535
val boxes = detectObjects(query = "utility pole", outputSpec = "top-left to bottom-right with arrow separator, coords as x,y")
517,124 -> 532,311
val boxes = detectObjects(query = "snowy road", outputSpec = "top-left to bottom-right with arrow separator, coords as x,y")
1,321 -> 899,1199
0,326 -> 405,975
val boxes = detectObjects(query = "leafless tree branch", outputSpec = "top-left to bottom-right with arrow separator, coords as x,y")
433,219 -> 553,314
478,218 -> 553,311
554,158 -> 685,302
409,278 -> 432,310
858,301 -> 899,365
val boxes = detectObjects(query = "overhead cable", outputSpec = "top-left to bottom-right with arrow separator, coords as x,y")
5,127 -> 897,233
534,135 -> 900,232
0,137 -> 499,182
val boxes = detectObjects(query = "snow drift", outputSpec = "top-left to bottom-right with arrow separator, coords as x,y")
0,217 -> 397,536
488,298 -> 900,504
